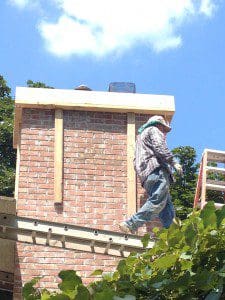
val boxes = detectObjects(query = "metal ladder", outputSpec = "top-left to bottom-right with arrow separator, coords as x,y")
0,213 -> 154,258
194,149 -> 225,209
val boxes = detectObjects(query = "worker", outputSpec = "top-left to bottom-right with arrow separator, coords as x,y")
119,115 -> 183,234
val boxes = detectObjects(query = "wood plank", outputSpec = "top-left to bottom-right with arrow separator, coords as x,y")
206,166 -> 225,173
207,179 -> 225,186
13,107 -> 22,148
14,88 -> 175,149
205,149 -> 225,163
15,87 -> 175,115
194,161 -> 203,208
201,152 -> 208,209
14,124 -> 21,200
206,183 -> 225,192
127,113 -> 136,216
54,109 -> 64,204
197,201 -> 225,209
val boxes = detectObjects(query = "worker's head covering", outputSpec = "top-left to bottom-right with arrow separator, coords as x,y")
138,115 -> 171,134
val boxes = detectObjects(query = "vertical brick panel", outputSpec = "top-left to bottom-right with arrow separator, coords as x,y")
15,109 -> 128,295
63,111 -> 128,230
18,109 -> 55,218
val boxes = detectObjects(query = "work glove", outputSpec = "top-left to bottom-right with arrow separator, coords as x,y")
174,163 -> 183,176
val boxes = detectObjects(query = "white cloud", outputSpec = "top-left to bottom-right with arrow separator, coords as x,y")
200,0 -> 217,16
9,0 -> 218,57
9,0 -> 30,8
8,0 -> 42,10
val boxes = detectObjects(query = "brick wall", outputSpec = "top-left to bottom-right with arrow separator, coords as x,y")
14,108 -> 158,298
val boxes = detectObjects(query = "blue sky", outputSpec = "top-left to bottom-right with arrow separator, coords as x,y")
0,0 -> 225,162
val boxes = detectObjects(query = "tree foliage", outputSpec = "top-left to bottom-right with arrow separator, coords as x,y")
170,146 -> 199,220
22,202 -> 225,299
0,75 -> 16,196
27,80 -> 54,89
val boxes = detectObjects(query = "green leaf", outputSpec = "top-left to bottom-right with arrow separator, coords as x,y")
184,222 -> 197,246
180,260 -> 193,271
58,270 -> 82,298
22,277 -> 42,299
180,253 -> 192,260
91,269 -> 103,276
112,271 -> 120,281
117,260 -> 127,276
102,272 -> 114,282
151,279 -> 171,290
215,205 -> 225,227
141,233 -> 150,248
200,201 -> 217,228
153,254 -> 178,270
41,290 -> 51,300
75,285 -> 90,300
49,295 -> 70,300
93,289 -> 115,300
114,296 -> 136,300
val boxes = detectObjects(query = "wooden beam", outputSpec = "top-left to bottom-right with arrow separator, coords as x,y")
13,107 -> 22,149
200,151 -> 208,209
54,109 -> 64,204
127,113 -> 136,216
14,124 -> 21,200
15,87 -> 175,115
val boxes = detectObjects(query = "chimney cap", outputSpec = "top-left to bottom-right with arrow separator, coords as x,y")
74,84 -> 92,91
109,82 -> 136,93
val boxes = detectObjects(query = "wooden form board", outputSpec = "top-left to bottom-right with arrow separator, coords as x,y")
54,109 -> 64,204
200,150 -> 208,208
13,87 -> 175,148
14,124 -> 21,201
14,87 -> 175,114
127,113 -> 136,215
13,107 -> 22,149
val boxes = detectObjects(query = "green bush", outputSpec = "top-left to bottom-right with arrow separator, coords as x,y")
23,202 -> 225,299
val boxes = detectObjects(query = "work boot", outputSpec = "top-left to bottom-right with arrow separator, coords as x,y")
119,222 -> 134,234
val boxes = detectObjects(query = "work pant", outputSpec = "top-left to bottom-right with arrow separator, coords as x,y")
125,167 -> 175,231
